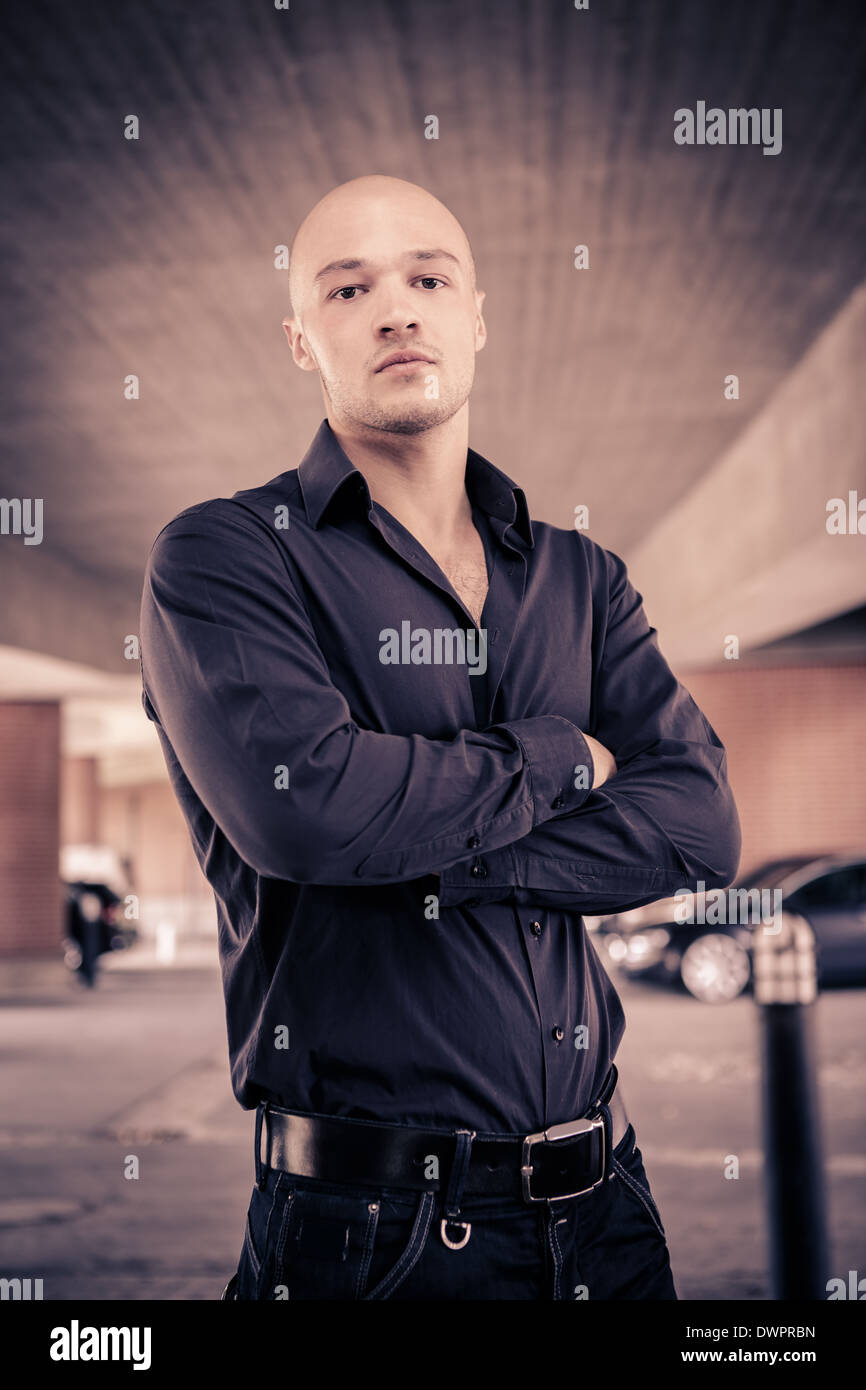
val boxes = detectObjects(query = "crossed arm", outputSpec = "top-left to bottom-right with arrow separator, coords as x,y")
435,548 -> 742,916
431,730 -> 616,877
140,501 -> 741,912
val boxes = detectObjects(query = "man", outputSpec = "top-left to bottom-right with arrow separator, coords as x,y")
139,174 -> 741,1301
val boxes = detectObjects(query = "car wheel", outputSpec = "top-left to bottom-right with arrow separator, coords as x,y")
680,933 -> 751,1003
63,941 -> 82,971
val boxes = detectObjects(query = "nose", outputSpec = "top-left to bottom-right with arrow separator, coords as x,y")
377,312 -> 419,335
374,287 -> 422,336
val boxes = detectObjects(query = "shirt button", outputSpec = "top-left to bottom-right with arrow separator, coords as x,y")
552,795 -> 564,809
530,921 -> 542,937
552,1027 -> 565,1043
466,834 -> 480,849
470,861 -> 487,878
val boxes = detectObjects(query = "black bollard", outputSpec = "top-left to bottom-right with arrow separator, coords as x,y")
753,910 -> 829,1300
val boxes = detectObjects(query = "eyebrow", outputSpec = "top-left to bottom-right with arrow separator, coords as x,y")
313,248 -> 462,284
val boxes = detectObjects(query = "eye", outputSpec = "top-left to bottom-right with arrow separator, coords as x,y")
416,276 -> 445,290
330,285 -> 366,301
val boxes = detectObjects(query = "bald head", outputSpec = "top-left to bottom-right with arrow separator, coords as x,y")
282,174 -> 486,437
288,175 -> 476,319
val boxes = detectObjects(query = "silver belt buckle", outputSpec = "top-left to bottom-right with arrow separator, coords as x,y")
520,1114 -> 606,1203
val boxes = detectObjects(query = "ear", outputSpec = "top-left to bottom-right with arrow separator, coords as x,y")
282,315 -> 319,373
474,289 -> 487,353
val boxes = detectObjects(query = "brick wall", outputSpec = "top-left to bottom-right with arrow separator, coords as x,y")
0,702 -> 62,955
684,664 -> 866,874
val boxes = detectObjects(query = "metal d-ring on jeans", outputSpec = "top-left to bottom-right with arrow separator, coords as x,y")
222,1100 -> 677,1301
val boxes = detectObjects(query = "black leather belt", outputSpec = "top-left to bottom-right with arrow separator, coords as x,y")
255,1064 -> 628,1206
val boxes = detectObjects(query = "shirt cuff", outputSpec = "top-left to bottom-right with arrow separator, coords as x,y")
436,846 -> 517,909
437,716 -> 595,910
498,715 -> 595,825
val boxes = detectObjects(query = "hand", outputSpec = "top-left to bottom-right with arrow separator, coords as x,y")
583,734 -> 617,790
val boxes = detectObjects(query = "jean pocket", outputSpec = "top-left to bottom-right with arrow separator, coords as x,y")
269,1182 -> 383,1300
234,1174 -> 293,1300
609,1130 -> 667,1239
362,1190 -> 436,1301
242,1210 -> 263,1282
270,1180 -> 436,1301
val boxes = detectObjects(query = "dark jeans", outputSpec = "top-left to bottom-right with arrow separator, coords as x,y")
224,1121 -> 677,1301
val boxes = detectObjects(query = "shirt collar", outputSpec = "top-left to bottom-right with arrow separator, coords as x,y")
297,418 -> 534,549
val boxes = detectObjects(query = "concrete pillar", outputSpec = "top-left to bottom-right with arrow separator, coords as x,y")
61,756 -> 100,846
0,702 -> 62,956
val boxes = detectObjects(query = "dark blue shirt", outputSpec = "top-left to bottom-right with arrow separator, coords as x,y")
139,418 -> 741,1134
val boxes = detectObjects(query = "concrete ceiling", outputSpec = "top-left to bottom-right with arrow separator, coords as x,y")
1,0 -> 865,680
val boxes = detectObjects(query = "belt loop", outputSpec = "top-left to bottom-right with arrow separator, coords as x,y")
590,1065 -> 617,1182
597,1062 -> 617,1109
440,1128 -> 475,1250
254,1102 -> 270,1189
592,1100 -> 613,1183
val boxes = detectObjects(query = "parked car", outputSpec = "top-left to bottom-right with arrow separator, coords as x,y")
593,853 -> 866,1002
60,844 -> 137,985
63,879 -> 138,984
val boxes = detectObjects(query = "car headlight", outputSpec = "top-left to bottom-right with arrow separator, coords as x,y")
625,928 -> 671,962
604,934 -> 628,963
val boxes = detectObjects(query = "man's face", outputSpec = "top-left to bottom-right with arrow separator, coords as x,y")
284,195 -> 486,435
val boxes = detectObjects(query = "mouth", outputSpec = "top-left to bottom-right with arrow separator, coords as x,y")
375,353 -> 435,373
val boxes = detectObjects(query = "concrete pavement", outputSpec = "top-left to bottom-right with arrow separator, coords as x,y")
0,950 -> 863,1300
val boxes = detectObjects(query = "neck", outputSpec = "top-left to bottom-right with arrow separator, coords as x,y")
327,404 -> 474,545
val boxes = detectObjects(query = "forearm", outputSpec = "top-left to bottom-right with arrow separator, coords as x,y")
141,503 -> 597,884
434,537 -> 742,917
437,735 -> 741,914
